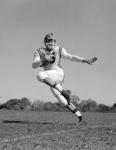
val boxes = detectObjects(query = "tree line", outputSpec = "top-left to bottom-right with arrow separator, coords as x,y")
0,96 -> 116,112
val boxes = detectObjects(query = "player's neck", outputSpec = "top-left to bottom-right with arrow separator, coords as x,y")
46,47 -> 53,52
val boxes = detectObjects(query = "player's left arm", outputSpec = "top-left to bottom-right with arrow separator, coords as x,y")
61,48 -> 97,65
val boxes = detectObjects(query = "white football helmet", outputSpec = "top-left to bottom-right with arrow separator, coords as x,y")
44,33 -> 57,51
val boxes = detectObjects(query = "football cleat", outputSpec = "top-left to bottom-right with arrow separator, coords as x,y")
78,116 -> 83,123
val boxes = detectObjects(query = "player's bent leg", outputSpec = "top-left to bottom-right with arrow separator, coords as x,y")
37,70 -> 71,101
50,87 -> 71,106
51,88 -> 83,123
53,84 -> 71,103
37,70 -> 71,103
50,87 -> 68,106
61,90 -> 71,105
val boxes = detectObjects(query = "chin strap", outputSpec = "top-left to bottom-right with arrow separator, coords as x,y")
46,47 -> 53,52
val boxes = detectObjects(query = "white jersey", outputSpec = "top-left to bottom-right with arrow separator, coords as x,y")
32,45 -> 84,71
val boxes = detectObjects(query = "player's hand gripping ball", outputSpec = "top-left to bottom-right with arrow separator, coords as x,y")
40,50 -> 56,67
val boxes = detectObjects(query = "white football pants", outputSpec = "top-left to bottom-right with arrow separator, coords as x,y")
37,68 -> 68,105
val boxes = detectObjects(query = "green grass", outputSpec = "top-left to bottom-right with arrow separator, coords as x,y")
0,110 -> 116,150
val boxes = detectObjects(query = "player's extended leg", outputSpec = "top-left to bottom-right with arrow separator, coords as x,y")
51,88 -> 83,123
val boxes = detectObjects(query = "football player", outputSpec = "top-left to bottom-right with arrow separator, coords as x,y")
32,33 -> 97,123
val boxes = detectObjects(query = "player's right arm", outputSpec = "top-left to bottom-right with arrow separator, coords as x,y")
61,48 -> 84,62
32,50 -> 42,69
61,48 -> 97,65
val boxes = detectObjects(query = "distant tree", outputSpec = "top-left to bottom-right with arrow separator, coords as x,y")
78,99 -> 98,112
71,95 -> 82,106
43,101 -> 67,111
112,103 -> 116,108
31,100 -> 44,111
52,102 -> 67,112
97,104 -> 111,112
86,99 -> 98,112
0,97 -> 31,110
0,95 -> 114,112
111,103 -> 116,112
31,100 -> 67,112
0,99 -> 20,110
43,102 -> 54,111
20,97 -> 31,110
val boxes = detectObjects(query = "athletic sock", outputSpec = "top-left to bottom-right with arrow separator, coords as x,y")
54,84 -> 63,92
75,111 -> 82,117
66,103 -> 82,117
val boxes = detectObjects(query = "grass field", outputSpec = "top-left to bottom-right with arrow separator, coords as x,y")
0,110 -> 116,150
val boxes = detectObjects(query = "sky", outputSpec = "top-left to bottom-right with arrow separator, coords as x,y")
0,0 -> 116,106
